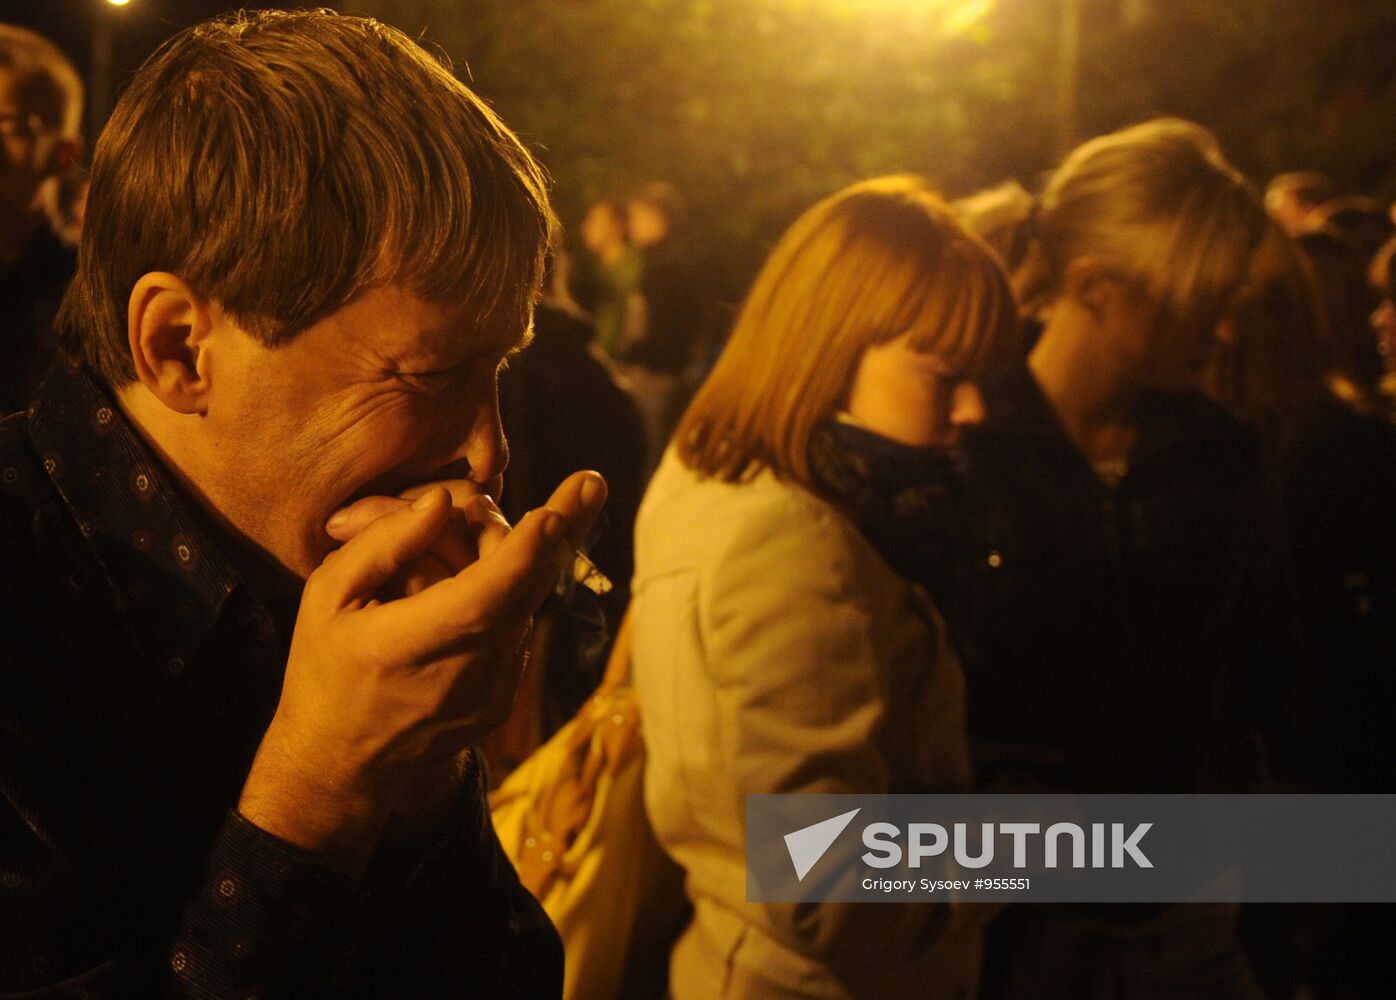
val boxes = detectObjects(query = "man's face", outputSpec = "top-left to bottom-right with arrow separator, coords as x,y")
202,283 -> 526,578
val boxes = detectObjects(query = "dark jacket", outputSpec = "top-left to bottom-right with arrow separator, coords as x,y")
0,368 -> 562,997
0,223 -> 74,416
1282,408 -> 1396,791
946,364 -> 1297,794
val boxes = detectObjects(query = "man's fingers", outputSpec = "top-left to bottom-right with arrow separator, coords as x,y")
401,555 -> 452,597
541,471 -> 608,549
370,507 -> 566,661
398,476 -> 502,509
313,487 -> 453,607
326,495 -> 408,541
362,472 -> 606,660
329,496 -> 479,572
462,493 -> 512,559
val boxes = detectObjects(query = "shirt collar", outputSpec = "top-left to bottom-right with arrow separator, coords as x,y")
26,365 -> 241,670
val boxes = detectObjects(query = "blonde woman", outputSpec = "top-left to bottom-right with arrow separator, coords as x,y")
630,177 -> 1018,999
949,120 -> 1292,998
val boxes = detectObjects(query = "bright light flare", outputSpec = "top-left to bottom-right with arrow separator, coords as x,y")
943,0 -> 993,35
799,0 -> 994,36
106,0 -> 132,6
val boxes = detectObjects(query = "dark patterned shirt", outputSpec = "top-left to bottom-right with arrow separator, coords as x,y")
0,367 -> 563,998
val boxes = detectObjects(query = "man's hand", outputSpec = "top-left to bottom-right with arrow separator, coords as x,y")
238,471 -> 607,876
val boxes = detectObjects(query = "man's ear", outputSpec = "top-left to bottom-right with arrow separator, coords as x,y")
127,272 -> 215,416
1063,257 -> 1125,323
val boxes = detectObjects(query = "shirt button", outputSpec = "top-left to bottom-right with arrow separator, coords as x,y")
987,550 -> 1003,568
167,657 -> 185,677
218,877 -> 237,898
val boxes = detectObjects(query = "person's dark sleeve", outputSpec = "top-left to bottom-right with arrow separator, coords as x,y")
166,811 -> 373,997
357,750 -> 564,998
2,747 -> 559,999
176,752 -> 561,999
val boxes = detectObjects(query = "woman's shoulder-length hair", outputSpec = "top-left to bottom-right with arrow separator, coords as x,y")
675,174 -> 1019,489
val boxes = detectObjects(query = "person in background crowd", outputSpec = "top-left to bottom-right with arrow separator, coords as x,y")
1207,219 -> 1396,1000
1370,235 -> 1396,416
1297,226 -> 1388,407
1208,227 -> 1396,791
949,119 -> 1295,999
620,181 -> 704,470
52,166 -> 88,246
1307,195 -> 1395,267
1,11 -> 606,995
489,233 -> 646,761
632,175 -> 1019,1000
1265,171 -> 1334,236
573,196 -> 642,359
0,23 -> 82,415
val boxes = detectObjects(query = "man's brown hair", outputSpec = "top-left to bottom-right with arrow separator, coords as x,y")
61,9 -> 552,384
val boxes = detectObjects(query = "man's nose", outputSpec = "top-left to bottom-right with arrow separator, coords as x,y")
440,395 -> 509,491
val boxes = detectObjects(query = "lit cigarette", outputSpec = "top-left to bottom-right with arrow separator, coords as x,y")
570,550 -> 612,595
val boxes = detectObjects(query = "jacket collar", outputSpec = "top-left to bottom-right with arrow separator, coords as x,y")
26,365 -> 241,671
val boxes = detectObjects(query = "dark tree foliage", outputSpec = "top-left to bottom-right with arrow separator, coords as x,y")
333,0 -> 1396,319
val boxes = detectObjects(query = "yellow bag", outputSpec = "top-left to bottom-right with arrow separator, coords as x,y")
491,612 -> 688,1000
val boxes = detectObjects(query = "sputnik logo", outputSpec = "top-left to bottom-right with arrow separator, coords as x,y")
784,808 -> 861,881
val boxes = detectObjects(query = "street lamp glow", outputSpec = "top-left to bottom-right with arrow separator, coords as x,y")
811,0 -> 994,36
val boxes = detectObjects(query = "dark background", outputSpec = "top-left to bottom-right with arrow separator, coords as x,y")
9,0 -> 1396,319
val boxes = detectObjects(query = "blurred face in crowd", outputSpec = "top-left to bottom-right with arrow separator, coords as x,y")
627,198 -> 670,248
0,69 -> 67,217
580,202 -> 626,256
1131,294 -> 1223,394
127,280 -> 524,580
847,331 -> 987,448
1047,261 -> 1209,394
1372,297 -> 1396,374
1369,252 -> 1396,373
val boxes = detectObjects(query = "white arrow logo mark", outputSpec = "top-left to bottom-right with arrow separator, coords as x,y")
783,808 -> 862,882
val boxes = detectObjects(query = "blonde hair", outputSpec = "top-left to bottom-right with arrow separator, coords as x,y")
676,175 -> 1018,488
1016,119 -> 1270,334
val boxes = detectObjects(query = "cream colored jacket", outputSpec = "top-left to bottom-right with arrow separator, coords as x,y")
632,451 -> 981,1000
